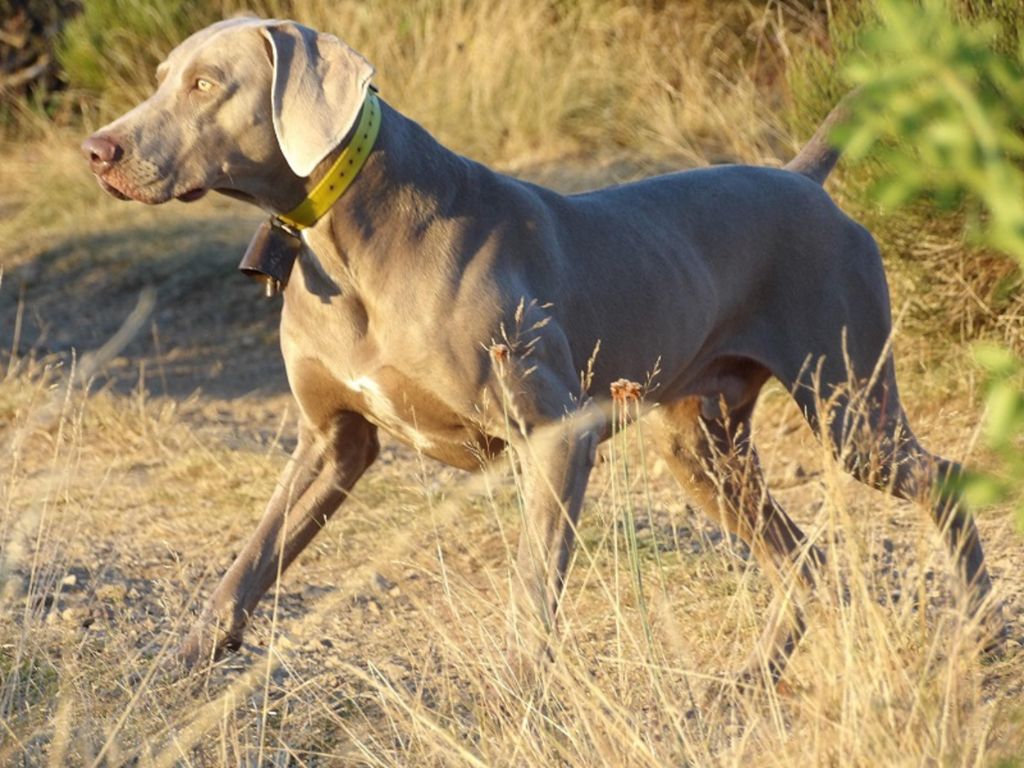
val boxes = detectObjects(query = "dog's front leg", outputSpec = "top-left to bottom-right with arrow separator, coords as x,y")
179,412 -> 379,668
507,409 -> 603,675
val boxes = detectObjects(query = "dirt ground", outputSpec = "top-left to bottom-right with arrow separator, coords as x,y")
1,155 -> 1023,766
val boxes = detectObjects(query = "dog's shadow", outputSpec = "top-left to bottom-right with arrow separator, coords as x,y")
0,213 -> 291,402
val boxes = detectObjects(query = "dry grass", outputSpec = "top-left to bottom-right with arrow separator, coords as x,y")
1,1 -> 1023,765
1,348 -> 1022,765
56,0 -> 803,167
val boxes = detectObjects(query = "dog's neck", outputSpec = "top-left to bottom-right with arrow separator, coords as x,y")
225,95 -> 384,218
313,100 -> 478,252
275,92 -> 383,231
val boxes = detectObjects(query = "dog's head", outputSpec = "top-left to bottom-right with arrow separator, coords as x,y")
80,18 -> 374,208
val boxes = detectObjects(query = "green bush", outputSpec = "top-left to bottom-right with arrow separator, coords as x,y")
788,0 -> 1024,344
0,0 -> 82,125
841,0 -> 1024,256
59,0 -> 228,112
836,0 -> 1024,528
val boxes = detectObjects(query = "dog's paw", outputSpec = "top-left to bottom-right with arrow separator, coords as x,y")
699,660 -> 793,719
977,602 -> 1012,661
177,617 -> 241,672
498,644 -> 548,693
698,675 -> 757,725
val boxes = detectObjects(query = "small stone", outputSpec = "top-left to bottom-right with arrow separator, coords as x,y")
371,572 -> 396,593
1,578 -> 25,602
61,607 -> 85,623
380,660 -> 408,681
96,583 -> 127,602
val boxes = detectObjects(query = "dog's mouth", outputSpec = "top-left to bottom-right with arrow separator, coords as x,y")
176,188 -> 207,203
96,176 -> 132,201
94,173 -> 207,205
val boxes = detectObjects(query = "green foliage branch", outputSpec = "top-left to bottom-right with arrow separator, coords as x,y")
839,0 -> 1024,526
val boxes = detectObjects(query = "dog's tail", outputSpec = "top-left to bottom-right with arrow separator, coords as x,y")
784,90 -> 858,185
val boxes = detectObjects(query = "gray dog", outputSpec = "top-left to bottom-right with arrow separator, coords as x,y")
82,17 -> 1002,685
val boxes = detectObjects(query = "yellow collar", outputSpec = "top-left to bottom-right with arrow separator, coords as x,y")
276,91 -> 382,231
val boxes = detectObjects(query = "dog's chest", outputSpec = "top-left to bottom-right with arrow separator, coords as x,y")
344,371 -> 495,462
301,359 -> 501,469
344,372 -> 444,450
281,303 -> 500,469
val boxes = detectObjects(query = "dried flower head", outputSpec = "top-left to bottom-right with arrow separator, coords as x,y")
610,378 -> 642,403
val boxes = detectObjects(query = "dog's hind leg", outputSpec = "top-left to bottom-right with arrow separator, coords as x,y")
653,393 -> 825,687
790,353 -> 1004,649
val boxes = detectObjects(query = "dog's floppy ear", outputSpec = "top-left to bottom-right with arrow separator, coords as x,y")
261,22 -> 375,178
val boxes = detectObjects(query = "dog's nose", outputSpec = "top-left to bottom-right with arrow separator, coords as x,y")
81,134 -> 123,172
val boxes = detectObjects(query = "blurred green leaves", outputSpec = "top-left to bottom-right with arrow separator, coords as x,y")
962,345 -> 1024,515
58,0 -> 206,112
841,0 -> 1024,259
839,0 -> 1024,527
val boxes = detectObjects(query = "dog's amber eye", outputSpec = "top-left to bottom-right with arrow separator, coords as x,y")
195,77 -> 215,93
